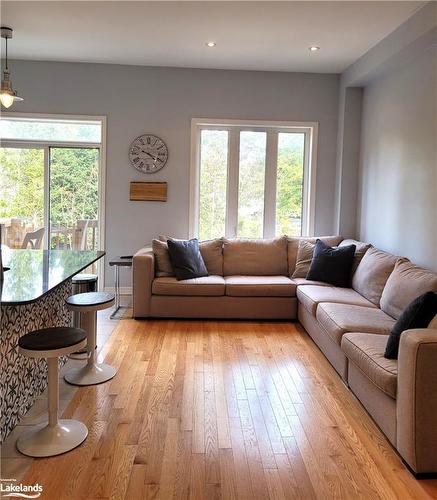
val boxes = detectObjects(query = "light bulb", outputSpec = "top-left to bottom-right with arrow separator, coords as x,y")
0,92 -> 14,108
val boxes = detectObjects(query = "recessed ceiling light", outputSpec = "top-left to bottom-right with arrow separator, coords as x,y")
309,46 -> 320,52
206,42 -> 216,48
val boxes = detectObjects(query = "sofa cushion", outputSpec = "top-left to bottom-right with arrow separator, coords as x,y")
316,303 -> 396,345
287,235 -> 343,277
223,237 -> 288,276
292,278 -> 331,287
380,260 -> 437,320
342,333 -> 397,399
225,275 -> 296,297
352,247 -> 401,305
152,276 -> 225,296
158,236 -> 224,276
338,239 -> 371,274
297,285 -> 377,316
198,238 -> 223,276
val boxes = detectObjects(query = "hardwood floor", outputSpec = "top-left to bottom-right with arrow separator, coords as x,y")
18,319 -> 437,499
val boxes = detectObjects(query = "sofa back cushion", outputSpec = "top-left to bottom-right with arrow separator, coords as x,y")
338,239 -> 371,274
223,236 -> 288,276
198,239 -> 224,276
352,247 -> 400,305
380,260 -> 437,319
289,235 -> 343,278
154,236 -> 224,276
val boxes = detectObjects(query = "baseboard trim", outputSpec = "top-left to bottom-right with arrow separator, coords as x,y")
104,286 -> 132,295
402,459 -> 437,479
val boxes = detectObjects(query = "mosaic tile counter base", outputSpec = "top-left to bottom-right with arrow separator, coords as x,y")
0,280 -> 72,442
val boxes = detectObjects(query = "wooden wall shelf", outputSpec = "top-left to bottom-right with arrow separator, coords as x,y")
129,182 -> 167,202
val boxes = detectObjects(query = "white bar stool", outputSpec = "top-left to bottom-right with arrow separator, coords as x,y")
64,291 -> 116,386
17,327 -> 88,457
69,274 -> 98,360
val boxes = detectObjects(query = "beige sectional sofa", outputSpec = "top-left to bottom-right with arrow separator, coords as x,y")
133,235 -> 437,475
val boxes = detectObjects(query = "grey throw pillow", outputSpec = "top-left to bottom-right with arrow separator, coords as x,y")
167,238 -> 208,281
291,240 -> 315,278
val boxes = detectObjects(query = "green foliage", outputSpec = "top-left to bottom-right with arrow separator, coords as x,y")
198,130 -> 304,239
276,133 -> 304,236
49,148 -> 99,228
237,131 -> 266,238
199,131 -> 228,240
0,148 -> 44,226
0,147 -> 98,248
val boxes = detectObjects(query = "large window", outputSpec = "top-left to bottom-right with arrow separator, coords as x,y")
0,114 -> 105,255
190,119 -> 317,240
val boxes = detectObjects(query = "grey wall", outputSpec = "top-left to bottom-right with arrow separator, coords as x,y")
335,2 -> 437,270
8,61 -> 339,286
335,2 -> 436,239
357,45 -> 437,270
334,86 -> 363,237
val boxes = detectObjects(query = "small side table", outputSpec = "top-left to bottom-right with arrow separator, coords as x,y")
109,256 -> 133,319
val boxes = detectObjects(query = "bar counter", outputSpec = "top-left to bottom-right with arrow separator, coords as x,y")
0,249 -> 105,441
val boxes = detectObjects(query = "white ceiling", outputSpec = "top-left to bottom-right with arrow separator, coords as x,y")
1,1 -> 424,73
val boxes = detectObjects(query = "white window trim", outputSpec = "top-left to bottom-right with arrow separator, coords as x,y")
189,117 -> 318,239
0,112 -> 107,287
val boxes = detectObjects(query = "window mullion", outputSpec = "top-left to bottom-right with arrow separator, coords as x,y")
302,131 -> 315,236
189,125 -> 201,238
43,146 -> 50,250
263,130 -> 278,238
226,128 -> 240,238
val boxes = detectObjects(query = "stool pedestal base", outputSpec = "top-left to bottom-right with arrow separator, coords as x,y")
64,363 -> 117,386
16,420 -> 88,458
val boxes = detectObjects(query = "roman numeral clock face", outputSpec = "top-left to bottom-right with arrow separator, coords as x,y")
129,134 -> 168,174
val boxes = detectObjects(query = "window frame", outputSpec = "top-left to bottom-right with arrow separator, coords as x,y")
0,112 -> 107,285
189,118 -> 318,239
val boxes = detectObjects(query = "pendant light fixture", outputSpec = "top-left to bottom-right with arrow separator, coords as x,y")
1,26 -> 23,108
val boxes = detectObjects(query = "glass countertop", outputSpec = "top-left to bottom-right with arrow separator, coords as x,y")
0,249 -> 105,305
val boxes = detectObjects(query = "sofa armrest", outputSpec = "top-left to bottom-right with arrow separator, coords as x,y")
132,247 -> 154,318
397,328 -> 437,474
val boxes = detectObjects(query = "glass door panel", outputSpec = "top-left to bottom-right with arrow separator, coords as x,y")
276,133 -> 305,236
237,131 -> 267,238
49,147 -> 99,251
0,147 -> 45,249
198,130 -> 228,240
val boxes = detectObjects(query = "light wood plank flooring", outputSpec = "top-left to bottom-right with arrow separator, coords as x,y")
9,319 -> 437,498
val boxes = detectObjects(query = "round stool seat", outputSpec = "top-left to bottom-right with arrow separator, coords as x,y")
72,273 -> 98,285
66,291 -> 115,312
18,327 -> 87,358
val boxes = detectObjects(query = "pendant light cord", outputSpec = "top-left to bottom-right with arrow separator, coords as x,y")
5,36 -> 8,71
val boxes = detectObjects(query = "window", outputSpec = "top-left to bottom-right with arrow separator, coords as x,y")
0,114 -> 106,262
190,118 -> 317,240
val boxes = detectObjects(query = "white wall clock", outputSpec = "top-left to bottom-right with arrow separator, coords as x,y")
129,134 -> 168,174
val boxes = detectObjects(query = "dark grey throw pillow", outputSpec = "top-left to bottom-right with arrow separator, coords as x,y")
384,292 -> 437,359
166,238 -> 208,281
306,239 -> 356,287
